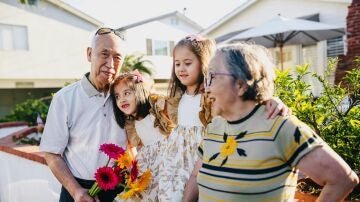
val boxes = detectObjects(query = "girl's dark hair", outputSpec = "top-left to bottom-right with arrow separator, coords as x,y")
168,35 -> 216,97
110,73 -> 151,128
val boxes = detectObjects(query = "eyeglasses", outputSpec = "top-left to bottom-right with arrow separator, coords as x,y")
95,28 -> 125,40
205,72 -> 234,87
185,34 -> 205,42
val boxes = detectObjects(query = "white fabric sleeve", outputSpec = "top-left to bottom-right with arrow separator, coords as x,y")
39,93 -> 69,155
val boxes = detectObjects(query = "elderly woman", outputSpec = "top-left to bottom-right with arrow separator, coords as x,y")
184,43 -> 359,202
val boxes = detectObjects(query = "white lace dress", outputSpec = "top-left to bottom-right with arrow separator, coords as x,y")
158,93 -> 204,201
127,114 -> 166,202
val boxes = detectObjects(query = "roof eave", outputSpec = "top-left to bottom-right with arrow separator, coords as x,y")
46,0 -> 103,27
201,0 -> 258,35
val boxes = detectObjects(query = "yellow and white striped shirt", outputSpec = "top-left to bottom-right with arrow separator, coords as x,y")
197,105 -> 323,202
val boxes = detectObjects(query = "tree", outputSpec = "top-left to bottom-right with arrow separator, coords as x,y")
121,53 -> 154,76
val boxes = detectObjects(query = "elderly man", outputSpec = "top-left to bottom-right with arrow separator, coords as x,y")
40,28 -> 127,202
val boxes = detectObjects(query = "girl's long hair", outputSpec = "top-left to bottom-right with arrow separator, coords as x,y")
168,35 -> 216,97
110,73 -> 151,128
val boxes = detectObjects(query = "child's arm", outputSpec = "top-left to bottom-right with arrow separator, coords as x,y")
183,160 -> 202,202
265,97 -> 291,119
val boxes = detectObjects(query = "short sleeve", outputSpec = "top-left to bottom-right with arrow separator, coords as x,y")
198,94 -> 213,126
149,94 -> 176,136
276,115 -> 324,167
39,93 -> 69,154
124,119 -> 142,148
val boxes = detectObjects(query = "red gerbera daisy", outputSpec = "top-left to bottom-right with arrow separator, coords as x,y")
130,160 -> 139,182
99,143 -> 125,159
114,166 -> 124,183
94,167 -> 119,191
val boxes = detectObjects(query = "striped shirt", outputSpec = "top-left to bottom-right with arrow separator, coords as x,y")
197,105 -> 323,202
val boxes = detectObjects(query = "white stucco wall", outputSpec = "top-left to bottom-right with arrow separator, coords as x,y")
0,0 -> 100,88
159,17 -> 200,34
208,0 -> 349,38
124,21 -> 192,79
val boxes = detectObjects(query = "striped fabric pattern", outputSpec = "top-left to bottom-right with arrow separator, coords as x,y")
197,105 -> 323,202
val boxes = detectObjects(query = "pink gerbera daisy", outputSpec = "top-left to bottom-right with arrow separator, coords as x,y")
99,143 -> 125,159
94,167 -> 119,191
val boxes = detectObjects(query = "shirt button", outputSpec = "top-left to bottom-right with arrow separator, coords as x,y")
104,114 -> 106,117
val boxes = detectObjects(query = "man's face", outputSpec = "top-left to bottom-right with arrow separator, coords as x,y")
87,33 -> 125,88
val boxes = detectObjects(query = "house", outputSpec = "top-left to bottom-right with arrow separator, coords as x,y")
202,0 -> 351,95
115,11 -> 203,93
0,0 -> 102,118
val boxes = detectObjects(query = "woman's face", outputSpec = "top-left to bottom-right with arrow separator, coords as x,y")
113,80 -> 137,116
205,54 -> 239,117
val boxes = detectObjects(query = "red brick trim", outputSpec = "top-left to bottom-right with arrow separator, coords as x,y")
0,145 -> 46,165
0,121 -> 28,129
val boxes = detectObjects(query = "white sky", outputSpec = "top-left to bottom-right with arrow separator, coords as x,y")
62,0 -> 246,29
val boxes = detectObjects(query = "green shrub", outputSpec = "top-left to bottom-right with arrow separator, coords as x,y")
0,97 -> 51,126
274,58 -> 359,199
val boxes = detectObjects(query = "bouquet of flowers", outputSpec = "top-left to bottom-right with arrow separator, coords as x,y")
88,143 -> 151,200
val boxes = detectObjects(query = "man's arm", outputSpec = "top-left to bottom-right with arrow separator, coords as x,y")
297,145 -> 359,202
183,160 -> 202,202
44,152 -> 97,202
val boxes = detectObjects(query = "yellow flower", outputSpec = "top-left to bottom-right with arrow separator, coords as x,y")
134,170 -> 152,191
220,137 -> 237,157
116,152 -> 132,169
118,187 -> 139,199
118,170 -> 152,200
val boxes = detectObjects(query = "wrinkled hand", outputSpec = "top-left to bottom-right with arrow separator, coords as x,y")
73,188 -> 99,202
265,97 -> 292,119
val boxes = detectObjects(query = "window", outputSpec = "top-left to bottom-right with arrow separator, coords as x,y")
0,24 -> 28,51
327,36 -> 345,58
146,39 -> 174,56
154,40 -> 168,56
170,17 -> 179,25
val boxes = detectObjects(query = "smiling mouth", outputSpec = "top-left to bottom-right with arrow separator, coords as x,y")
121,104 -> 129,109
102,71 -> 113,77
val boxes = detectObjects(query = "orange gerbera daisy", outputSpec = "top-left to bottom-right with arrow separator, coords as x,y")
115,152 -> 132,169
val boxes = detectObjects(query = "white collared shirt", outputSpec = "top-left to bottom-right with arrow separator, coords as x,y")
40,73 -> 127,180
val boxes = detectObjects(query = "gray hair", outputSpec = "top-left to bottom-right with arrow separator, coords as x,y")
217,43 -> 275,103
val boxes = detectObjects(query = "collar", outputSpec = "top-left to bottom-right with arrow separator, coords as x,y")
227,104 -> 261,124
81,72 -> 102,97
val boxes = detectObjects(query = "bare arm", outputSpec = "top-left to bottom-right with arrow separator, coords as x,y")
265,97 -> 291,119
183,160 -> 202,202
297,145 -> 359,202
44,152 -> 97,202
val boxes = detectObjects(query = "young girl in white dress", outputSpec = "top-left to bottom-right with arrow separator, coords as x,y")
110,71 -> 176,201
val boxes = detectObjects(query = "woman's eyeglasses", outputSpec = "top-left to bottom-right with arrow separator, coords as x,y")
205,72 -> 234,87
95,28 -> 125,40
